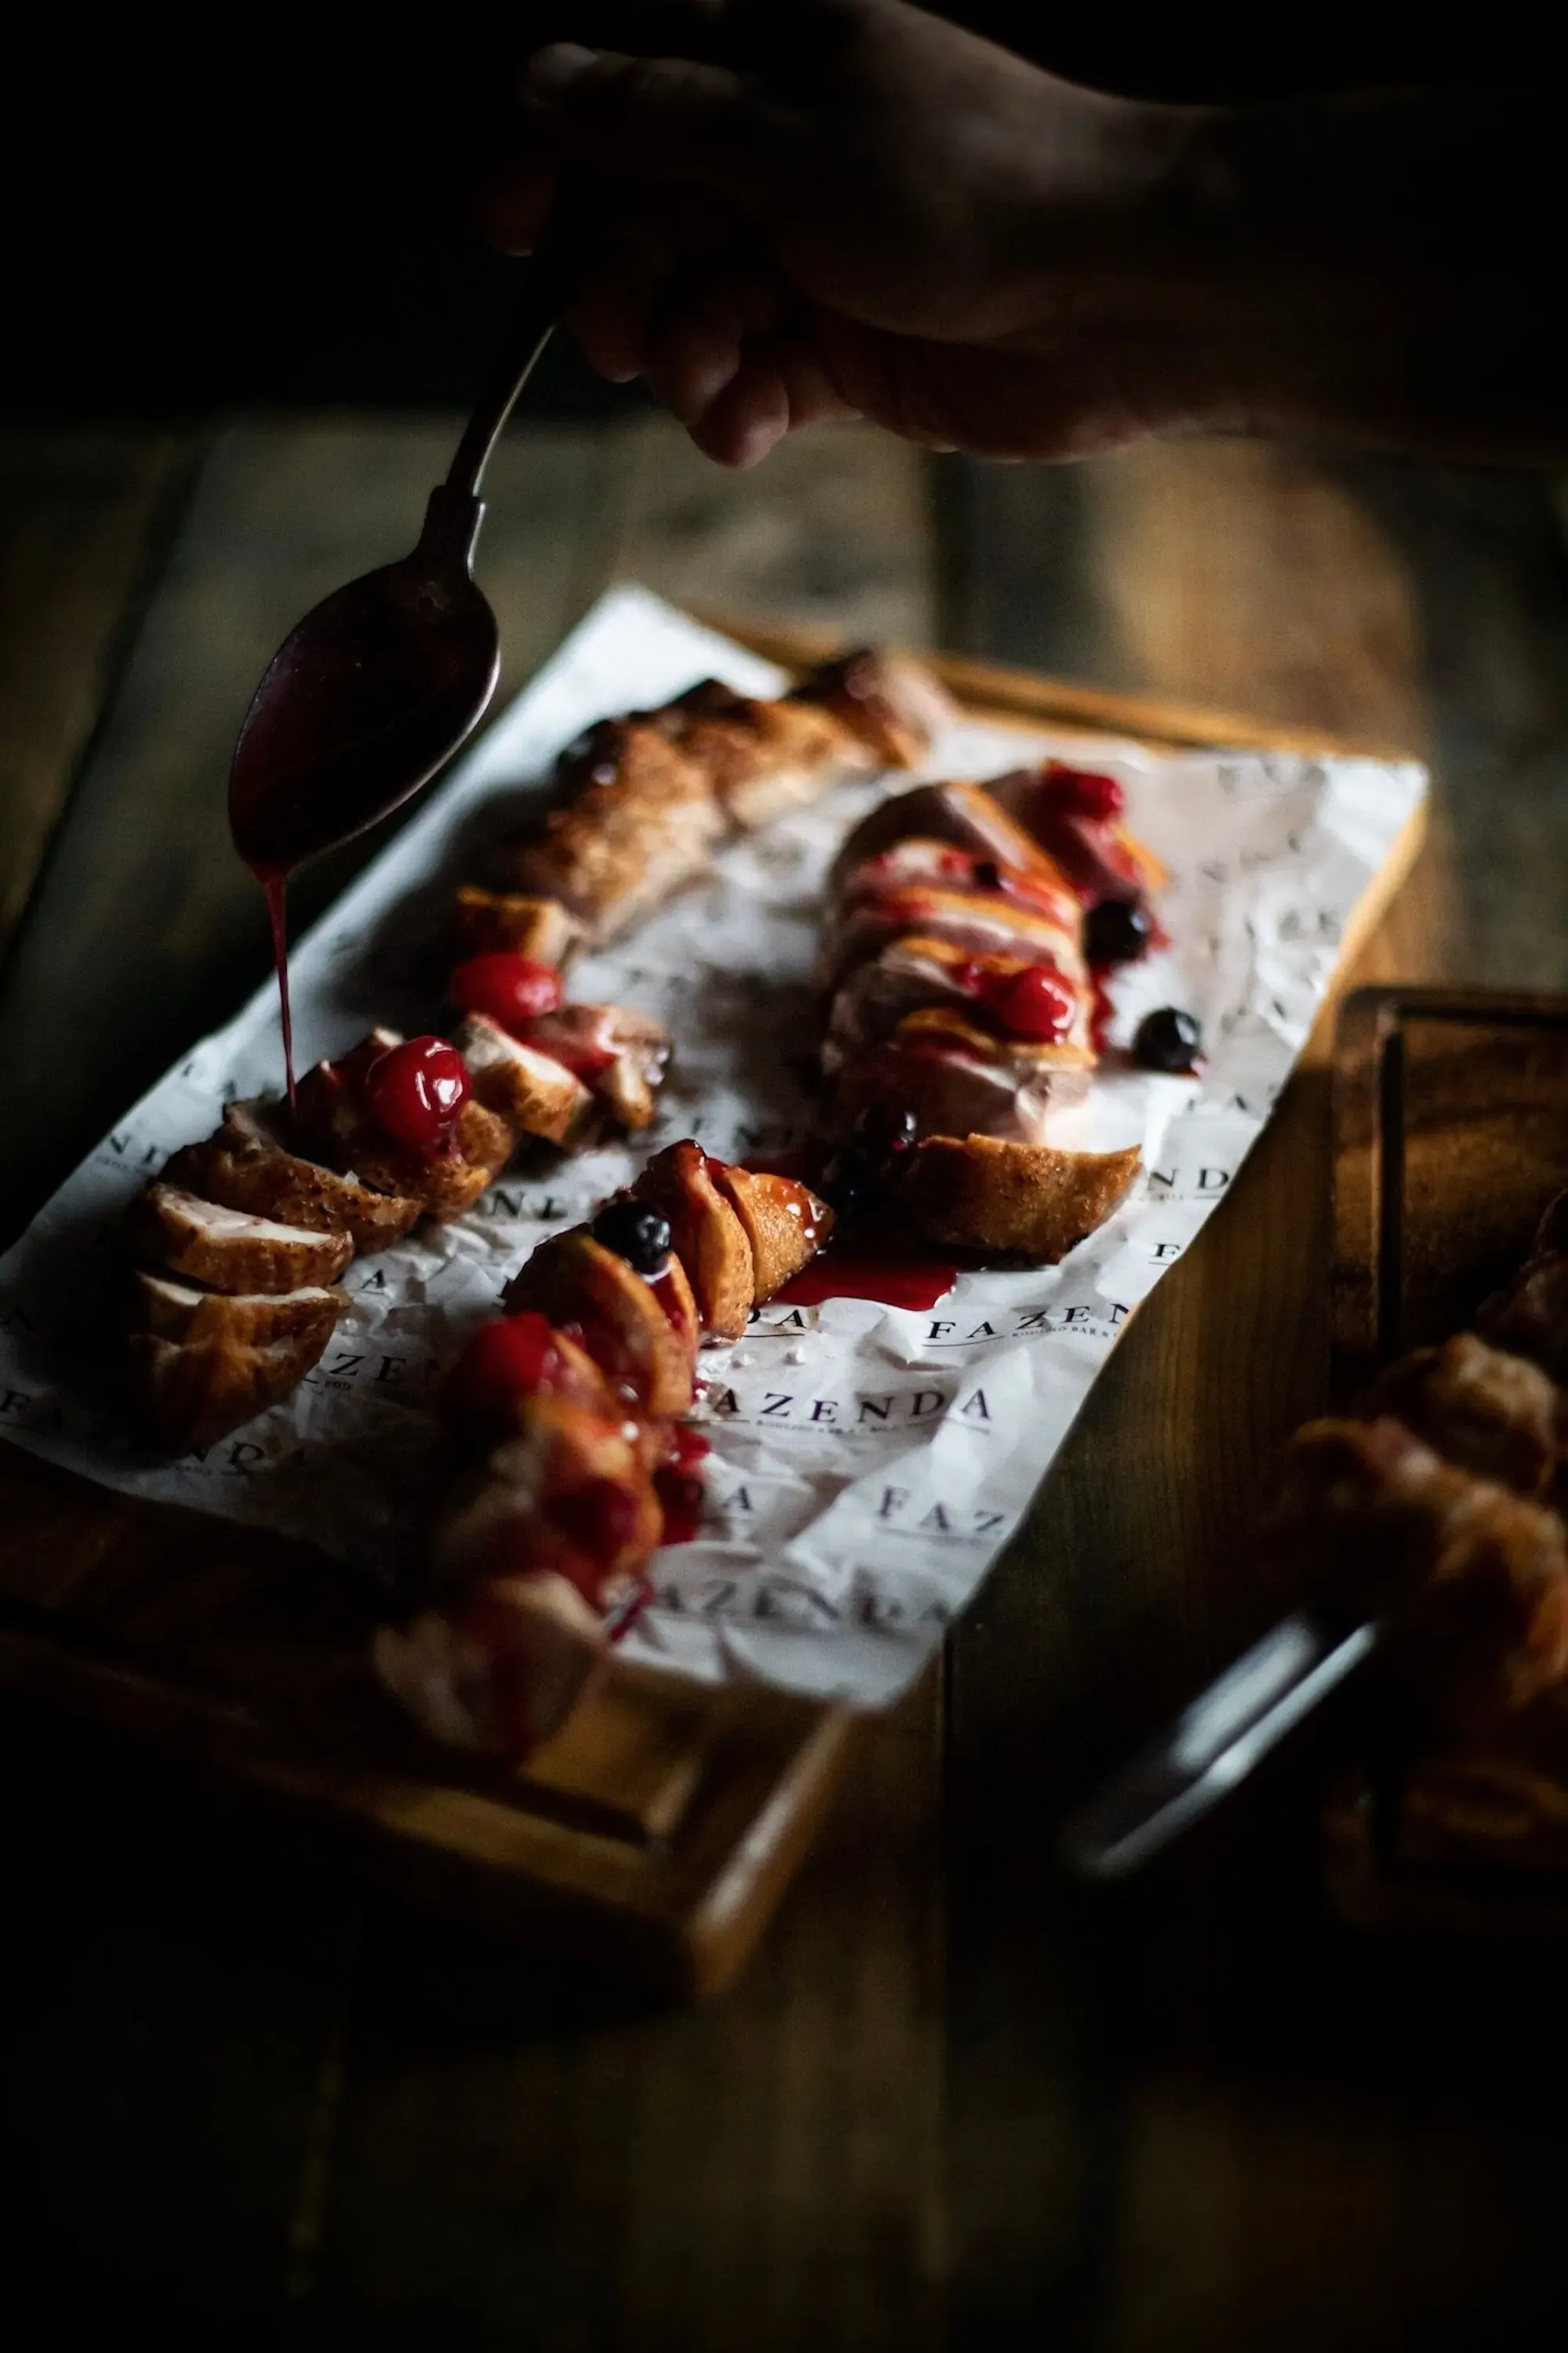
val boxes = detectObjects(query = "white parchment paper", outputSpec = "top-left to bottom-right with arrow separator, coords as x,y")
0,587 -> 1425,1706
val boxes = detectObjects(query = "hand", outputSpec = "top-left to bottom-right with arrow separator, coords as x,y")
483,0 -> 1218,465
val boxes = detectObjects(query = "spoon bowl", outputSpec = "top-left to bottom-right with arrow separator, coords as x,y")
228,485 -> 499,874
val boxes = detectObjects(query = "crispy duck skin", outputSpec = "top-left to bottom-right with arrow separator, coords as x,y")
374,1146 -> 835,1760
164,1102 -> 423,1253
451,1013 -> 593,1144
453,885 -> 586,964
987,764 -> 1167,905
827,781 -> 1076,904
124,1183 -> 355,1296
488,650 -> 951,946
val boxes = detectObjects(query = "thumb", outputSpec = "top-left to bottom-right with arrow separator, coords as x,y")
522,44 -> 769,197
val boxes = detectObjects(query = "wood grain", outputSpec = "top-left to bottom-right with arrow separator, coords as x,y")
0,427 -> 194,959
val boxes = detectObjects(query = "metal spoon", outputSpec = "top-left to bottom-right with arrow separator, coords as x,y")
228,233 -> 579,877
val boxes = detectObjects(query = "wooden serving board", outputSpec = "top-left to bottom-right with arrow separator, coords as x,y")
0,627 -> 1425,1999
1323,985 -> 1568,1938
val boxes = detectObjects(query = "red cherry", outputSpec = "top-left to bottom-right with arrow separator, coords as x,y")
363,1036 -> 470,1149
554,1476 -> 644,1565
1046,767 -> 1125,822
991,964 -> 1077,1043
449,952 -> 563,1033
949,960 -> 987,997
445,1312 -> 563,1425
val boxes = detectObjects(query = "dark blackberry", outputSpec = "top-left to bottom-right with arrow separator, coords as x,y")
1085,898 -> 1152,968
1133,1008 -> 1202,1073
591,1199 -> 673,1275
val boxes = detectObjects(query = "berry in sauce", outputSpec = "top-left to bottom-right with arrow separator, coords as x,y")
1044,766 -> 1126,822
364,1036 -> 470,1151
444,1312 -> 562,1426
819,1146 -> 876,1219
855,1103 -> 920,1158
1084,898 -> 1152,968
449,951 -> 563,1033
590,1198 -> 673,1276
1133,1007 -> 1203,1073
990,964 -> 1076,1043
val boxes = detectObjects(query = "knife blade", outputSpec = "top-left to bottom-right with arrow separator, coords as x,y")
1057,1608 -> 1380,1880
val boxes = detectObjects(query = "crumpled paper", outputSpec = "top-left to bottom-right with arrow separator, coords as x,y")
0,586 -> 1425,1705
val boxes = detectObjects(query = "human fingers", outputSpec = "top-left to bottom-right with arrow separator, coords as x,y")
686,332 -> 861,466
641,251 -> 784,425
522,43 -> 775,198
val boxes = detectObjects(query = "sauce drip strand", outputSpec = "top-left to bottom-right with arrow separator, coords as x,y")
259,869 -> 297,1111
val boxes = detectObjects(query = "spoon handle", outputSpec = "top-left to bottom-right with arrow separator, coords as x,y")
444,200 -> 594,502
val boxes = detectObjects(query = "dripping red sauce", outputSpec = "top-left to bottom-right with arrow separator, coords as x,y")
646,1264 -> 692,1338
256,866 -> 297,1111
1088,965 -> 1117,1055
773,1252 -> 959,1313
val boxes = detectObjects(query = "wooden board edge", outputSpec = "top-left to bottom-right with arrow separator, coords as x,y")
699,608 -> 1424,763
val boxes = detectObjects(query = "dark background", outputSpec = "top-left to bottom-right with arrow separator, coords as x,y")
6,9 -> 1484,416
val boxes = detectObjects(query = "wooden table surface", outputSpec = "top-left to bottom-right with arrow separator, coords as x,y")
4,416 -> 1568,2352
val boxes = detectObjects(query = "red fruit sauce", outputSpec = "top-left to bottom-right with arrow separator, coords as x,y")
363,1036 -> 470,1152
450,952 -> 563,1033
773,1253 -> 959,1312
444,1312 -> 562,1425
1088,966 -> 1117,1055
947,957 -> 1076,1044
554,1476 -> 644,1564
258,869 -> 298,1109
1044,766 -> 1125,822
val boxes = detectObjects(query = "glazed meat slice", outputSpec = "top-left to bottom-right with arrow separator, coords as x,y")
295,1033 -> 514,1219
796,649 -> 954,768
634,1142 -> 755,1338
832,1029 -> 1080,1146
453,884 -> 585,966
430,1396 -> 662,1603
451,1013 -> 593,1145
164,1100 -> 423,1252
895,1132 -> 1142,1261
506,1230 -> 697,1416
372,1572 -> 607,1758
494,720 -> 724,941
126,1275 -> 348,1451
706,1164 -> 834,1298
826,779 -> 1069,902
660,678 -> 877,829
125,1182 -> 354,1295
1365,1334 -> 1566,1501
988,764 -> 1166,906
1479,1254 -> 1568,1386
826,934 -> 1093,1071
1261,1415 -> 1568,1717
519,1003 -> 672,1131
837,836 -> 1080,928
822,884 -> 1083,990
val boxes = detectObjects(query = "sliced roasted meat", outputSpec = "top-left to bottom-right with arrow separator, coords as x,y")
125,1182 -> 354,1296
708,1163 -> 834,1298
837,836 -> 1079,928
164,1099 -> 423,1252
296,1033 -> 514,1219
635,1142 -> 754,1338
661,678 -> 877,829
896,1131 -> 1142,1260
126,1277 -> 347,1451
832,1029 -> 1082,1147
518,1003 -> 672,1131
431,1397 -> 662,1603
822,883 -> 1083,989
1365,1334 -> 1566,1502
505,1230 -> 697,1417
372,1572 -> 608,1758
128,1269 -> 347,1349
451,1013 -> 593,1144
826,780 -> 1067,902
454,884 -> 586,966
495,720 -> 724,941
826,935 -> 1093,1071
988,763 -> 1167,907
798,648 -> 954,767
